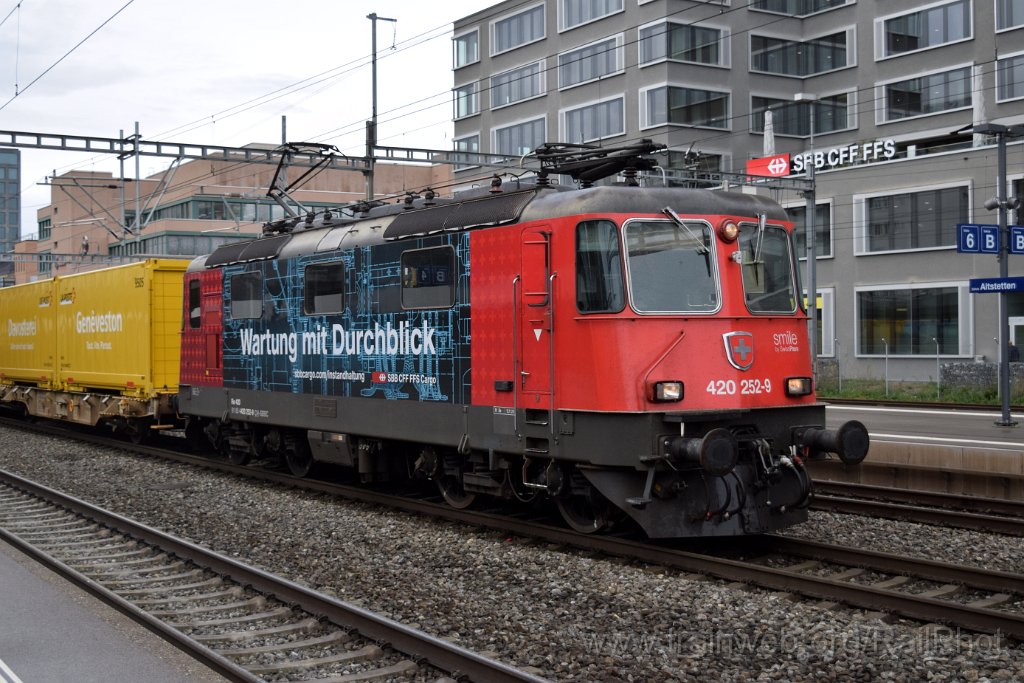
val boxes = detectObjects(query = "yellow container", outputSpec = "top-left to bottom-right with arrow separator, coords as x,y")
55,260 -> 188,397
0,279 -> 57,388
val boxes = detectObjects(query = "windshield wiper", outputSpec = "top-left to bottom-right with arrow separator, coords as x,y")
663,206 -> 711,276
661,207 -> 710,254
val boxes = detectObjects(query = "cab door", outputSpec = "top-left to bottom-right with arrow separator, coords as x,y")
181,272 -> 223,387
519,226 -> 552,409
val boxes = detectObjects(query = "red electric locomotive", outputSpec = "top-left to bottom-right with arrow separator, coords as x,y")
178,143 -> 868,538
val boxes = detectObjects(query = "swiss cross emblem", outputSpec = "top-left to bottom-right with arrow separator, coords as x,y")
724,332 -> 754,371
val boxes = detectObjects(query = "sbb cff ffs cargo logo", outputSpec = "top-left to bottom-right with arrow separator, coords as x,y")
746,154 -> 790,178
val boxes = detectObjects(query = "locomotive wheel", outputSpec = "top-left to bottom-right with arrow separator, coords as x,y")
556,491 -> 612,534
437,474 -> 476,509
223,441 -> 251,466
285,442 -> 314,478
185,420 -> 212,454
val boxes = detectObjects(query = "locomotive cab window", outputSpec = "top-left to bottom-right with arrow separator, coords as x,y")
188,278 -> 201,329
576,220 -> 624,313
230,272 -> 263,319
624,219 -> 718,313
303,262 -> 345,314
738,222 -> 797,313
401,247 -> 456,309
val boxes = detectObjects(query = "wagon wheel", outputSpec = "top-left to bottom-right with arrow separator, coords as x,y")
126,419 -> 152,445
437,473 -> 476,509
556,490 -> 612,534
284,439 -> 314,478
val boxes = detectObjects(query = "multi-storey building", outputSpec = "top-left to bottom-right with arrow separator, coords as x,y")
0,148 -> 19,286
452,0 -> 1024,383
12,152 -> 450,285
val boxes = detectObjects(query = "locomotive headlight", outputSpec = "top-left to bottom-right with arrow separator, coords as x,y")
718,220 -> 739,242
651,381 -> 684,402
785,377 -> 813,396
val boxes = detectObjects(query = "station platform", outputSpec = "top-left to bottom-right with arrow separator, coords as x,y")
810,432 -> 1024,499
0,540 -> 226,683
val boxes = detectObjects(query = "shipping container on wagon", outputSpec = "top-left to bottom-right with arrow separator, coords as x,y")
1,259 -> 188,434
0,279 -> 57,388
55,260 -> 188,396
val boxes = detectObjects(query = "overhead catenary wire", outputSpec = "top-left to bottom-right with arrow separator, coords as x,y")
9,0 -> 1018,247
0,0 -> 135,113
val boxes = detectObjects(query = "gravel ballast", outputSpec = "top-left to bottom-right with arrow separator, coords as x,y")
1,427 -> 1022,682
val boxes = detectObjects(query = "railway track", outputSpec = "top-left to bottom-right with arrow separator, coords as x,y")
3,418 -> 1024,642
812,480 -> 1024,537
0,467 -> 551,683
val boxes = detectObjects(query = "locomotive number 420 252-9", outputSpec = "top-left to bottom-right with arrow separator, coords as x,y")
706,378 -> 772,396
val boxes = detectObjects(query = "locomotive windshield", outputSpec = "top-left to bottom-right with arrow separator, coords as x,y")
623,219 -> 718,313
738,222 -> 798,313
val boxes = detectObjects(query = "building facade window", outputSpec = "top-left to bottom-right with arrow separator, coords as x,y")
492,4 -> 545,55
811,288 -> 836,357
751,95 -> 850,136
882,67 -> 971,121
881,0 -> 971,57
453,29 -> 479,68
493,118 -> 546,156
787,202 -> 833,258
558,36 -> 622,89
752,0 -> 848,15
750,31 -> 848,76
997,52 -> 1024,101
453,135 -> 480,170
664,150 -> 725,174
38,217 -> 51,241
859,185 -> 969,253
644,86 -> 729,129
998,0 -> 1024,30
562,97 -> 625,143
454,82 -> 479,119
639,22 -> 724,66
857,285 -> 964,356
560,0 -> 622,31
491,61 -> 545,108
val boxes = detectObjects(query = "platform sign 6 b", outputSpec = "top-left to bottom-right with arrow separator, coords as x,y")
1013,226 -> 1024,255
957,224 -> 1000,254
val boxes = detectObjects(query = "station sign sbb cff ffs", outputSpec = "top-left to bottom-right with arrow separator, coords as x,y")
957,224 -> 1024,255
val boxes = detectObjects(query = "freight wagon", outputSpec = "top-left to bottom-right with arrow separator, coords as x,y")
0,259 -> 188,441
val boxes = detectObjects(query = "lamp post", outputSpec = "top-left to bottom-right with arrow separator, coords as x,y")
795,93 -> 817,378
959,123 -> 1023,427
366,13 -> 397,202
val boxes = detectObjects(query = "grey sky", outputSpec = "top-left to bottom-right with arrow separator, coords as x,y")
0,0 -> 494,236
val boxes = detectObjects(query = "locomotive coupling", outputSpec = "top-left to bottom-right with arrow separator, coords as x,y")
793,420 -> 869,465
662,428 -> 739,476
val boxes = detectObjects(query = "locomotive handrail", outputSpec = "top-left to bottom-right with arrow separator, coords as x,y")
548,272 -> 557,439
512,275 -> 521,436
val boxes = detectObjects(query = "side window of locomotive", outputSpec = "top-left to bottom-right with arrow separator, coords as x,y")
738,224 -> 797,313
624,219 -> 718,313
575,220 -> 624,313
229,272 -> 263,319
401,247 -> 456,309
188,279 -> 201,329
303,262 -> 345,314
